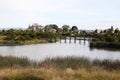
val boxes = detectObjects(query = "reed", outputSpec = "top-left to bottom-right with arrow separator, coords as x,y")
0,55 -> 32,68
39,57 -> 91,69
0,56 -> 119,79
0,55 -> 120,71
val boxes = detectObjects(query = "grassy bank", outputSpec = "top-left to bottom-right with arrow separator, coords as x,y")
0,56 -> 120,80
0,39 -> 57,46
90,41 -> 120,49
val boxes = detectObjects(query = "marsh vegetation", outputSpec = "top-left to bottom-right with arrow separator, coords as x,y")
0,56 -> 120,80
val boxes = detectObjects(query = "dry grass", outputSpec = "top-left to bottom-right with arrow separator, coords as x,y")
0,68 -> 119,80
0,36 -> 6,42
22,39 -> 49,44
0,56 -> 119,80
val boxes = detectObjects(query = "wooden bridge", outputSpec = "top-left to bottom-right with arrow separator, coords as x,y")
57,36 -> 93,43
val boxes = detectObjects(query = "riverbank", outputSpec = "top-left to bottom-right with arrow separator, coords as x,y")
0,56 -> 120,80
0,39 -> 57,46
90,41 -> 120,49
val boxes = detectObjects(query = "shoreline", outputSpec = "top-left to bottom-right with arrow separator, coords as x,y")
0,39 -> 58,46
90,41 -> 120,49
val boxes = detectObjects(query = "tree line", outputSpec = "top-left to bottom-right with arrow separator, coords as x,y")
0,23 -> 79,41
94,26 -> 120,43
0,23 -> 120,43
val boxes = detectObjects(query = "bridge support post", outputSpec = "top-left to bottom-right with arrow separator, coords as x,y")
69,37 -> 71,43
65,37 -> 66,43
74,36 -> 76,43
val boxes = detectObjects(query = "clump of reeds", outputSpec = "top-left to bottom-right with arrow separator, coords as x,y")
0,55 -> 33,68
93,59 -> 120,71
0,55 -> 120,71
39,57 -> 91,69
39,57 -> 120,70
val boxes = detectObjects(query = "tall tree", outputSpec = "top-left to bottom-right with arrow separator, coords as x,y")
107,26 -> 114,34
28,23 -> 43,32
71,26 -> 78,34
44,24 -> 58,33
62,25 -> 70,33
114,28 -> 119,34
44,25 -> 52,32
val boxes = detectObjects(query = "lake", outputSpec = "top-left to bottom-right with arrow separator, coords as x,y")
0,39 -> 120,61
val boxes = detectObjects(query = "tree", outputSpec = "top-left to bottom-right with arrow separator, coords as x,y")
110,26 -> 114,32
5,29 -> 16,41
62,25 -> 70,33
44,24 -> 58,33
49,24 -> 58,30
28,23 -> 43,32
114,28 -> 119,34
71,26 -> 78,34
44,25 -> 52,32
107,26 -> 114,34
93,29 -> 98,35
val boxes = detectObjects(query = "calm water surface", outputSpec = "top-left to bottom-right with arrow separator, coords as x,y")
0,40 -> 120,61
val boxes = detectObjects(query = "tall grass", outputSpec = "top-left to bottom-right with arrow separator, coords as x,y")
40,57 -> 120,70
0,55 -> 36,68
39,57 -> 91,69
0,55 -> 120,71
93,59 -> 120,71
0,56 -> 120,80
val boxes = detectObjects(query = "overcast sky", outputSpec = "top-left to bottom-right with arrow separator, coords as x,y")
0,0 -> 120,29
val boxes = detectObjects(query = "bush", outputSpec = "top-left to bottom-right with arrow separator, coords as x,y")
90,42 -> 120,48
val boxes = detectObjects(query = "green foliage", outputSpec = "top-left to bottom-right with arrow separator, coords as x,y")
71,26 -> 78,34
90,42 -> 120,48
0,25 -> 120,45
62,24 -> 70,34
114,28 -> 119,33
0,25 -> 60,43
90,27 -> 120,48
44,24 -> 58,33
5,29 -> 16,40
